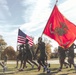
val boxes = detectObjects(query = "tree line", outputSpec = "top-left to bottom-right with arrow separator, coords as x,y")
0,35 -> 52,60
0,35 -> 75,60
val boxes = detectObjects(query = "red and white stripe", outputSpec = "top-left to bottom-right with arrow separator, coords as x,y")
26,35 -> 33,46
17,35 -> 33,46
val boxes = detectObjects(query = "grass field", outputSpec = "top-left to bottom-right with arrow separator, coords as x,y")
0,63 -> 76,75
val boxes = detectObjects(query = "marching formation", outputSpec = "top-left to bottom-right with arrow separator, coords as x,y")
58,43 -> 76,71
0,1 -> 76,74
0,37 -> 76,74
15,37 -> 51,73
15,41 -> 76,74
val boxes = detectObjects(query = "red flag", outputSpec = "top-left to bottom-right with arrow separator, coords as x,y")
43,5 -> 76,48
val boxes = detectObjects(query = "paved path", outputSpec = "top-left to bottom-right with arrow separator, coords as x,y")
7,59 -> 59,64
7,58 -> 76,64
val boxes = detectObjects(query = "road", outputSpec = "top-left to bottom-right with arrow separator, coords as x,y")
7,58 -> 76,64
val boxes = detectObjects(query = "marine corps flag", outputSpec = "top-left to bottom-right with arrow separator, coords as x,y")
43,5 -> 76,48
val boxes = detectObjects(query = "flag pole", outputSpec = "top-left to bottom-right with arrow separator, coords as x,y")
56,0 -> 58,5
16,28 -> 20,51
41,0 -> 58,38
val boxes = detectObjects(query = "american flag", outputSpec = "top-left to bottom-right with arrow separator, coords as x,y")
17,29 -> 33,46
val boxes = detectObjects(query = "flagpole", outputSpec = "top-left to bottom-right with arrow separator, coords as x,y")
41,0 -> 58,38
56,0 -> 58,5
16,28 -> 19,51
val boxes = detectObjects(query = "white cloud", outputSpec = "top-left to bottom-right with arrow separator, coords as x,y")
0,0 -> 76,51
0,0 -> 11,18
0,0 -> 7,4
15,0 -> 76,50
30,0 -> 51,22
59,0 -> 76,24
20,0 -> 51,33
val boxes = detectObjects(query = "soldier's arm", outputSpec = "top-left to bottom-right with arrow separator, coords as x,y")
35,46 -> 39,55
33,46 -> 39,59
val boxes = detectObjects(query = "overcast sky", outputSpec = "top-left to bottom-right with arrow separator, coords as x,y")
0,0 -> 76,52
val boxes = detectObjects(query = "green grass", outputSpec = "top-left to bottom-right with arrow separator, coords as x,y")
0,64 -> 76,75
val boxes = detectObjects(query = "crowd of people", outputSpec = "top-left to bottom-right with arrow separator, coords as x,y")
15,37 -> 50,73
58,43 -> 76,71
0,37 -> 76,74
15,37 -> 76,73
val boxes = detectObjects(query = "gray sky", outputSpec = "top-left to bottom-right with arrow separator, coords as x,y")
0,0 -> 76,52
